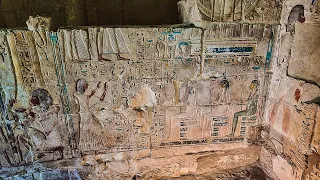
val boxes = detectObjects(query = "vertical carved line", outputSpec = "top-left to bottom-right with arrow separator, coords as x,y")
200,28 -> 205,77
221,0 -> 225,21
50,32 -> 76,151
211,0 -> 215,21
241,0 -> 244,20
232,0 -> 236,21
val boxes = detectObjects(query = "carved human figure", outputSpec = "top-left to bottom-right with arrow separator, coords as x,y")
177,0 -> 202,23
0,84 -> 20,166
156,41 -> 166,59
180,81 -> 196,105
99,28 -> 130,61
26,16 -> 52,31
174,42 -> 195,66
230,80 -> 259,136
13,89 -> 63,162
219,73 -> 230,103
29,89 -> 63,154
74,79 -> 115,151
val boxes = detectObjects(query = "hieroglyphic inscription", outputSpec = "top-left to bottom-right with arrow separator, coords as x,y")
61,27 -> 202,152
211,117 -> 228,137
239,116 -> 257,136
309,162 -> 320,180
8,31 -> 44,92
0,23 -> 274,166
156,23 -> 269,147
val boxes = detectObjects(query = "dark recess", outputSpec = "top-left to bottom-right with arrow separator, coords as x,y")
0,0 -> 180,28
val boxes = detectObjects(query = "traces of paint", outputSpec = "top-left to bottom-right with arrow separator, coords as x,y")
252,66 -> 261,71
0,63 -> 5,70
168,34 -> 175,41
295,89 -> 301,102
32,171 -> 43,180
31,88 -> 53,110
162,31 -> 182,41
312,0 -> 318,5
220,75 -> 230,89
173,80 -> 180,104
50,32 -> 76,149
69,169 -> 81,180
282,105 -> 291,133
208,47 -> 253,54
265,27 -> 274,69
162,31 -> 182,35
178,41 -> 189,46
49,34 -> 58,45
269,96 -> 284,125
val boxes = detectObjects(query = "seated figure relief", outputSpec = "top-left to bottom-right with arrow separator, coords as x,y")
12,89 -> 64,163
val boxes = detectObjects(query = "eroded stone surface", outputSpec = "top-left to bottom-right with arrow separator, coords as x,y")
178,0 -> 282,23
288,23 -> 320,85
260,1 -> 320,180
26,16 -> 52,31
0,23 -> 272,178
0,0 -> 320,179
177,0 -> 202,23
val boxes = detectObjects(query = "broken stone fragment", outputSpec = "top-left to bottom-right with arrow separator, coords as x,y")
95,153 -> 113,163
177,0 -> 202,24
81,155 -> 98,166
130,84 -> 157,110
26,16 -> 52,31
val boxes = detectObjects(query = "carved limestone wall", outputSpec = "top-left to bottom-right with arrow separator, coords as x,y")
178,0 -> 282,23
261,0 -> 320,179
0,22 -> 276,178
2,0 -> 320,179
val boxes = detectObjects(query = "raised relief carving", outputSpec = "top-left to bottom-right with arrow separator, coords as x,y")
26,16 -> 52,31
98,28 -> 131,61
8,31 -> 44,92
197,0 -> 243,21
0,24 -> 272,166
74,79 -> 116,152
194,0 -> 281,22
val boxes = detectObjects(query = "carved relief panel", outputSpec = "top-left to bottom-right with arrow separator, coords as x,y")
0,23 -> 275,166
197,0 -> 282,22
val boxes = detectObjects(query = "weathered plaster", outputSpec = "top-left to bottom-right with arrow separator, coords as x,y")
0,0 -> 320,179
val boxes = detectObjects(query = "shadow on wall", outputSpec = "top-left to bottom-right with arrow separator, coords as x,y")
288,5 -> 305,23
0,0 -> 180,28
287,5 -> 305,32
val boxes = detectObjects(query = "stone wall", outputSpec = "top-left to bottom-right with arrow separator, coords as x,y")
0,22 -> 274,178
0,0 -> 319,179
261,0 -> 320,179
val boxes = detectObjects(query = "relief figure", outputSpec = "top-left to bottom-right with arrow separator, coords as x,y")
230,80 -> 259,136
219,73 -> 230,103
13,89 -> 63,162
74,79 -> 115,152
197,0 -> 243,21
99,28 -> 130,61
